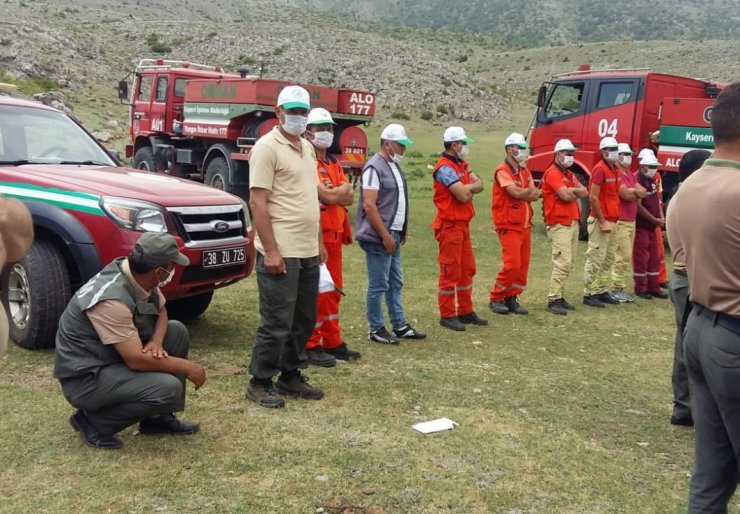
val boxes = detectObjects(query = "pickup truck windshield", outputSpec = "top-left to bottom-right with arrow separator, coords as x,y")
0,105 -> 116,166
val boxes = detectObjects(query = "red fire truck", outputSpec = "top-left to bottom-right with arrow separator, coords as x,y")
119,59 -> 375,199
526,67 -> 724,234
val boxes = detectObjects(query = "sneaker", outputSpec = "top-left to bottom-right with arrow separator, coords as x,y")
369,327 -> 399,345
583,295 -> 606,308
505,296 -> 529,315
276,371 -> 324,400
393,324 -> 427,339
612,290 -> 635,303
547,300 -> 568,315
488,301 -> 510,315
559,298 -> 576,311
245,378 -> 285,408
306,348 -> 337,368
325,343 -> 361,361
458,311 -> 489,325
440,316 -> 466,331
635,291 -> 653,300
597,292 -> 620,305
650,290 -> 669,299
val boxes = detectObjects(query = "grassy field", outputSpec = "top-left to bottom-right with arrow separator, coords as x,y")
0,117 -> 730,513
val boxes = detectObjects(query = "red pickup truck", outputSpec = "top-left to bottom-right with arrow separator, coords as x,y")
0,95 -> 255,349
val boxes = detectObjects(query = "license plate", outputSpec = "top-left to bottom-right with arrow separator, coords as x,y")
202,246 -> 246,269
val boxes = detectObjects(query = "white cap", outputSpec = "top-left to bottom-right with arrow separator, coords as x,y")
504,132 -> 528,148
599,136 -> 619,150
307,107 -> 335,126
277,85 -> 310,110
381,123 -> 413,146
554,138 -> 576,153
443,126 -> 473,144
639,152 -> 661,166
617,143 -> 632,154
638,148 -> 656,160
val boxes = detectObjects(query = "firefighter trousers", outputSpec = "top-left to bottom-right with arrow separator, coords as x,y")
611,220 -> 636,291
656,226 -> 668,285
546,221 -> 579,301
435,220 -> 476,319
633,226 -> 661,293
307,237 -> 343,351
583,217 -> 618,295
490,227 -> 531,302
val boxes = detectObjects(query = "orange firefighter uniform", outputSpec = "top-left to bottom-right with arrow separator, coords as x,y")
490,161 -> 534,302
432,154 -> 477,319
306,155 -> 352,351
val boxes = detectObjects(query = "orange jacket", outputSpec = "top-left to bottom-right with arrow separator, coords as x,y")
492,160 -> 534,231
432,154 -> 475,226
317,156 -> 350,235
589,159 -> 620,222
542,163 -> 581,226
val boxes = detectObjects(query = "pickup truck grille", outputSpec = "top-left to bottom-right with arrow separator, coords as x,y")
167,204 -> 247,247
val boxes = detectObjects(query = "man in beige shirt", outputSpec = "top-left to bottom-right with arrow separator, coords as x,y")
669,81 -> 740,513
246,85 -> 327,408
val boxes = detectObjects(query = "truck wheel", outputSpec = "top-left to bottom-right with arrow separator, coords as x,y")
133,146 -> 156,171
205,157 -> 231,192
0,240 -> 71,349
166,291 -> 214,320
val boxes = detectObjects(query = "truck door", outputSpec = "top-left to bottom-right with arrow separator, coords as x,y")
149,75 -> 169,134
532,80 -> 588,148
583,79 -> 640,150
132,74 -> 154,135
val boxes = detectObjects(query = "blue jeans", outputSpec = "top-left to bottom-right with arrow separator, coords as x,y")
359,231 -> 407,331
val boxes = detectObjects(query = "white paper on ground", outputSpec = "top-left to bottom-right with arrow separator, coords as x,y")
412,417 -> 458,434
318,264 -> 335,293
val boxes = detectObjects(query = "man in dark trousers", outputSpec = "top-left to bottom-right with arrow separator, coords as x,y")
665,149 -> 710,428
669,81 -> 740,513
54,232 -> 205,450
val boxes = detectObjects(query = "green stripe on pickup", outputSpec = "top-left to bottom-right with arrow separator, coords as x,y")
0,182 -> 104,215
659,126 -> 714,149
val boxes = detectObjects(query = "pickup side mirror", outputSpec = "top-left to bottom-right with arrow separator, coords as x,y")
106,147 -> 120,160
536,85 -> 547,108
117,80 -> 129,103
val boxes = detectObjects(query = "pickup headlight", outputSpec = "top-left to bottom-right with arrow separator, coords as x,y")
101,197 -> 168,232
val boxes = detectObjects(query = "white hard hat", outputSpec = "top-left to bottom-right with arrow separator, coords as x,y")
307,108 -> 335,126
617,143 -> 632,154
277,85 -> 310,110
639,152 -> 661,166
599,136 -> 619,149
638,148 -> 656,160
554,138 -> 576,153
504,132 -> 528,148
381,123 -> 414,146
443,126 -> 473,143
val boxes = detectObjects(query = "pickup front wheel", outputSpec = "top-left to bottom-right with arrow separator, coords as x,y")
1,240 -> 72,349
166,291 -> 214,320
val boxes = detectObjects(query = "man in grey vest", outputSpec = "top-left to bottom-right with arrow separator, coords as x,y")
356,123 -> 426,344
54,232 -> 206,450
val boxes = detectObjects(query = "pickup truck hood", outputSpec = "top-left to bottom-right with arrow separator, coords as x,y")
1,164 -> 240,207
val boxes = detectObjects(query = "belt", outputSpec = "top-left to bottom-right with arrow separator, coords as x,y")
674,269 -> 687,277
696,305 -> 740,336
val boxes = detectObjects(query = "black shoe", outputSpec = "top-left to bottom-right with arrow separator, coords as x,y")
651,290 -> 669,299
559,298 -> 576,311
245,378 -> 285,408
276,371 -> 324,400
505,296 -> 529,315
139,413 -> 200,435
306,348 -> 337,368
583,295 -> 606,308
670,415 -> 694,427
69,410 -> 123,450
635,291 -> 653,300
660,282 -> 669,290
325,343 -> 361,361
458,311 -> 489,325
440,316 -> 466,331
368,327 -> 399,345
488,301 -> 510,315
393,324 -> 427,339
547,300 -> 568,315
597,292 -> 620,305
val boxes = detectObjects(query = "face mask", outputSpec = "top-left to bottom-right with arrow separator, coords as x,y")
458,145 -> 470,159
311,131 -> 334,149
644,168 -> 657,179
282,115 -> 308,136
606,151 -> 619,162
391,152 -> 404,164
157,267 -> 175,288
620,155 -> 632,166
514,148 -> 529,163
562,155 -> 574,167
